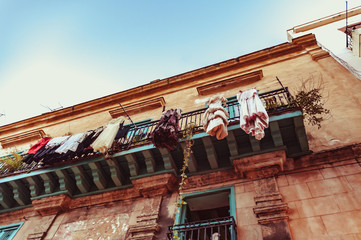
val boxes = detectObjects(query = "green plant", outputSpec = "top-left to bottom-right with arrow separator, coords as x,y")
173,123 -> 195,240
292,75 -> 330,129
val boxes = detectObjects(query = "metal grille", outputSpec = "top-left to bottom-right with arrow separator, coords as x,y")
167,216 -> 237,240
346,22 -> 361,50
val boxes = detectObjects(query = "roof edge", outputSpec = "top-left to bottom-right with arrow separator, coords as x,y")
0,34 -> 318,135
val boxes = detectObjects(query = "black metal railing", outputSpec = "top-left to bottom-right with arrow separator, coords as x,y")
167,216 -> 237,240
116,87 -> 295,150
346,23 -> 361,50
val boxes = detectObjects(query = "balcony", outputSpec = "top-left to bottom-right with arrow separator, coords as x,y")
346,22 -> 361,50
0,87 -> 309,213
113,87 -> 296,151
167,216 -> 237,240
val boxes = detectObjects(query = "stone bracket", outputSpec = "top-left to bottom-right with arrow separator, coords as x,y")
132,173 -> 177,198
233,150 -> 286,179
32,194 -> 71,216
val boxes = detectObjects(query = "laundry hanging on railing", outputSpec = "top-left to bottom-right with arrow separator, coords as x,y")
55,131 -> 92,154
22,137 -> 52,164
23,136 -> 70,164
150,108 -> 182,150
115,124 -> 131,141
237,88 -> 269,140
91,116 -> 125,153
202,96 -> 229,140
77,127 -> 103,156
27,137 -> 51,155
34,128 -> 103,165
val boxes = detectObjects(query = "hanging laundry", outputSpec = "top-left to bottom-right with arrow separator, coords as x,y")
27,137 -> 51,155
115,124 -> 131,140
55,131 -> 92,154
237,88 -> 269,140
22,137 -> 51,164
202,96 -> 229,140
32,135 -> 70,164
150,108 -> 182,150
75,127 -> 104,157
91,116 -> 125,153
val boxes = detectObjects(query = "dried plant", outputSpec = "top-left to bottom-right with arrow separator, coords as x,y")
0,152 -> 23,174
292,75 -> 330,129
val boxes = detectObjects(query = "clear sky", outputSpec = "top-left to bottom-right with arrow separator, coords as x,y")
0,0 -> 355,126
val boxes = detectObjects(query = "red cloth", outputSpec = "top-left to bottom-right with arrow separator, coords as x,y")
27,137 -> 51,155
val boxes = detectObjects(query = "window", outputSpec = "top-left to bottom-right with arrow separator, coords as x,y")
0,222 -> 23,240
170,187 -> 237,240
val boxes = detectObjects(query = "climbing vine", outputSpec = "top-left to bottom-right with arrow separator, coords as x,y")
173,123 -> 195,240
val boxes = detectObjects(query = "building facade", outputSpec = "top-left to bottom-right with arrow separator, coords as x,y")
0,33 -> 361,240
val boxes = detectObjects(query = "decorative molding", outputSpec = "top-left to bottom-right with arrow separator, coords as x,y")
27,215 -> 56,240
253,193 -> 289,224
252,178 -> 291,239
197,70 -> 263,95
308,48 -> 330,61
233,150 -> 287,179
109,97 -> 165,118
127,195 -> 163,240
0,130 -> 45,149
127,213 -> 159,240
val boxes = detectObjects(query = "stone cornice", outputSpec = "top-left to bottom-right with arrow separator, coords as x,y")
0,34 -> 319,136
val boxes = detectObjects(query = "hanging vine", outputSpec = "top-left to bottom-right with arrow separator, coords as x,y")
173,123 -> 195,240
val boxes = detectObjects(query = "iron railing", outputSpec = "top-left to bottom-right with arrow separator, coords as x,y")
346,23 -> 361,50
167,216 -> 237,240
116,87 -> 295,150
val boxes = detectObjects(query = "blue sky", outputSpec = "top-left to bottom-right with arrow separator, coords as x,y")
0,0 -> 354,125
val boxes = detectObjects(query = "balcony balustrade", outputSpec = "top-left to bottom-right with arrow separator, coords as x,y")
167,216 -> 237,240
346,22 -> 361,50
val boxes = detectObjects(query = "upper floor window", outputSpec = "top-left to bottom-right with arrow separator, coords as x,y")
0,222 -> 23,240
168,187 -> 237,240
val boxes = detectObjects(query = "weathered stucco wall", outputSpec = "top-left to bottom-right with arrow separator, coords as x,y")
0,188 -> 177,240
0,35 -> 360,240
180,145 -> 361,240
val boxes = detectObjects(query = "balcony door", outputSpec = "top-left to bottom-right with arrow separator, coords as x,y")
174,187 -> 237,240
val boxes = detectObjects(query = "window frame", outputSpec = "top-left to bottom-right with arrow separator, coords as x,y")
175,186 -> 236,225
0,222 -> 24,240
